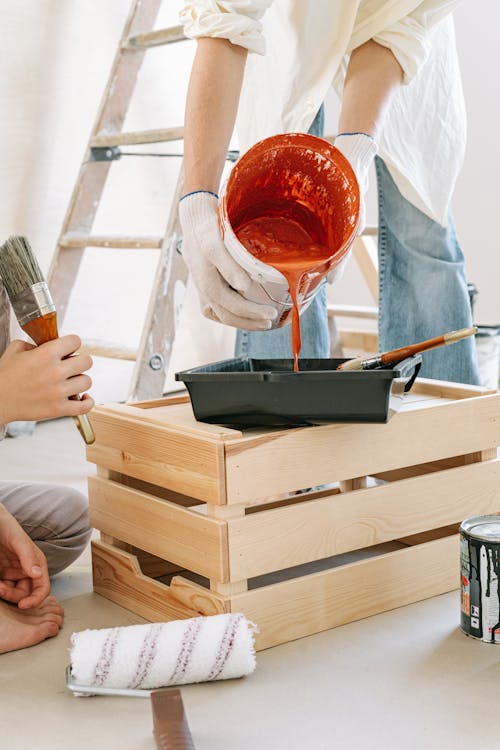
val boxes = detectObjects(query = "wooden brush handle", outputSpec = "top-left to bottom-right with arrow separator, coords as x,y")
379,327 -> 477,365
379,335 -> 445,365
71,413 -> 95,445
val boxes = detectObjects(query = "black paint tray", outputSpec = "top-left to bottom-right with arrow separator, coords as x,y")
175,356 -> 422,427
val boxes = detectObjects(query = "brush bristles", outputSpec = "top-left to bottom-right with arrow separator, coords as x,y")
0,235 -> 45,299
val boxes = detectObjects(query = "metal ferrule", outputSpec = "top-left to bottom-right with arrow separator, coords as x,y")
361,355 -> 383,370
12,282 -> 56,326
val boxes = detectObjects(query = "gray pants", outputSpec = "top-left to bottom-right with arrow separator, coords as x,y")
0,481 -> 91,575
0,283 -> 91,576
0,284 -> 8,442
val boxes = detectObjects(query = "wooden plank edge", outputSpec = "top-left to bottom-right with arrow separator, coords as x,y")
89,474 -> 228,580
229,535 -> 459,650
91,540 -> 226,622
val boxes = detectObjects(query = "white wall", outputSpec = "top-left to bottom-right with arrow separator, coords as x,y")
453,1 -> 500,325
1,1 -> 498,402
327,1 -> 500,325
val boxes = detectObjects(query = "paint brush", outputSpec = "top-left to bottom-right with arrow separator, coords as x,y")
0,235 -> 95,444
337,326 -> 478,371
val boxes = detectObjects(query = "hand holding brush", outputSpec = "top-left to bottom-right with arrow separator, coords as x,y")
337,326 -> 477,371
0,235 -> 95,444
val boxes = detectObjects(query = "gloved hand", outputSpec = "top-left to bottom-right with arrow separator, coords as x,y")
178,191 -> 278,330
334,132 -> 377,236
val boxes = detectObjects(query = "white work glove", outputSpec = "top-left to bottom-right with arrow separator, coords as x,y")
334,132 -> 377,236
178,191 -> 278,330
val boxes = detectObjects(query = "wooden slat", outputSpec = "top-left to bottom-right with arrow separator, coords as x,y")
92,540 -> 225,621
89,476 -> 227,580
398,525 -> 458,546
97,466 -> 204,508
93,401 -> 242,439
373,449 -> 498,483
230,535 -> 459,650
339,329 -> 378,352
80,339 -> 137,361
224,392 -> 500,503
86,409 -> 227,504
126,25 -> 187,48
59,233 -> 163,249
227,459 -> 500,580
90,126 -> 183,148
131,394 -> 190,409
410,378 -> 497,399
100,533 -> 182,578
353,234 -> 379,303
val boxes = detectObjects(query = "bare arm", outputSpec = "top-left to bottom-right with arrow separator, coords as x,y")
178,35 -> 276,330
338,40 -> 404,139
183,38 -> 248,194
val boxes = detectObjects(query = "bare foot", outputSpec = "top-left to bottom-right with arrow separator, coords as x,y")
0,595 -> 64,654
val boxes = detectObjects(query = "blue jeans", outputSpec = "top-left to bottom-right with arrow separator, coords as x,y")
235,110 -> 480,384
375,157 -> 479,383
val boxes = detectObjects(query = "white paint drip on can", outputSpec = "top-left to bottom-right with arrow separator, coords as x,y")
461,515 -> 500,643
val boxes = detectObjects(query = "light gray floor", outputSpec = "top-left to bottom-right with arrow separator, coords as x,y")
0,418 -> 499,750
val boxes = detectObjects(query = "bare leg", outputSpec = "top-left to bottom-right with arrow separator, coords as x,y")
0,595 -> 64,654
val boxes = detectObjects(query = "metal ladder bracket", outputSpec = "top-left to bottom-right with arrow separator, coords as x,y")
89,146 -> 122,162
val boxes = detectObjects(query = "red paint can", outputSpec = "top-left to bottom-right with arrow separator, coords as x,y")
219,132 -> 360,328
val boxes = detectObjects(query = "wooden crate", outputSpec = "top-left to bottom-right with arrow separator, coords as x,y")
86,380 -> 500,650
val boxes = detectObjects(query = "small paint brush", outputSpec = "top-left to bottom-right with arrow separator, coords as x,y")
0,235 -> 95,444
337,326 -> 478,371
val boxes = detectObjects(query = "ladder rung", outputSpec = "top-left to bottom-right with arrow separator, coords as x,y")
327,304 -> 379,320
90,127 -> 184,148
60,234 -> 163,249
80,340 -> 137,361
125,25 -> 187,49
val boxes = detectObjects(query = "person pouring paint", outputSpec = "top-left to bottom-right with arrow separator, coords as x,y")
177,0 -> 480,384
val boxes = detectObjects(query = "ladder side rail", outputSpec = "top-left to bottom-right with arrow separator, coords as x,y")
128,166 -> 187,401
48,0 -> 162,320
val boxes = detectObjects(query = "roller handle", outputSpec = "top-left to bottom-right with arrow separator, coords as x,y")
151,689 -> 196,750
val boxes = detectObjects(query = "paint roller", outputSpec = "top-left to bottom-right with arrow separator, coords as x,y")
67,613 -> 257,696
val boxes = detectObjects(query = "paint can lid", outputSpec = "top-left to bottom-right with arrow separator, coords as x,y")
460,514 -> 500,542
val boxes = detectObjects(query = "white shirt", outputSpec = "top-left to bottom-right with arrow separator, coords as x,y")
181,0 -> 465,226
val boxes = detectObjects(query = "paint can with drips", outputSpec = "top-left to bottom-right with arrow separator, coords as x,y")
460,515 -> 500,643
219,133 -> 360,328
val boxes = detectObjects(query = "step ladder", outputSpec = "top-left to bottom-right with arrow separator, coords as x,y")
327,228 -> 380,357
48,0 -> 381,402
48,0 -> 191,402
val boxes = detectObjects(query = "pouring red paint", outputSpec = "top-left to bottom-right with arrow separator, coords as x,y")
220,133 -> 360,371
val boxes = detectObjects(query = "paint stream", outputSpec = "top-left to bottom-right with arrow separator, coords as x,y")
235,216 -> 332,371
